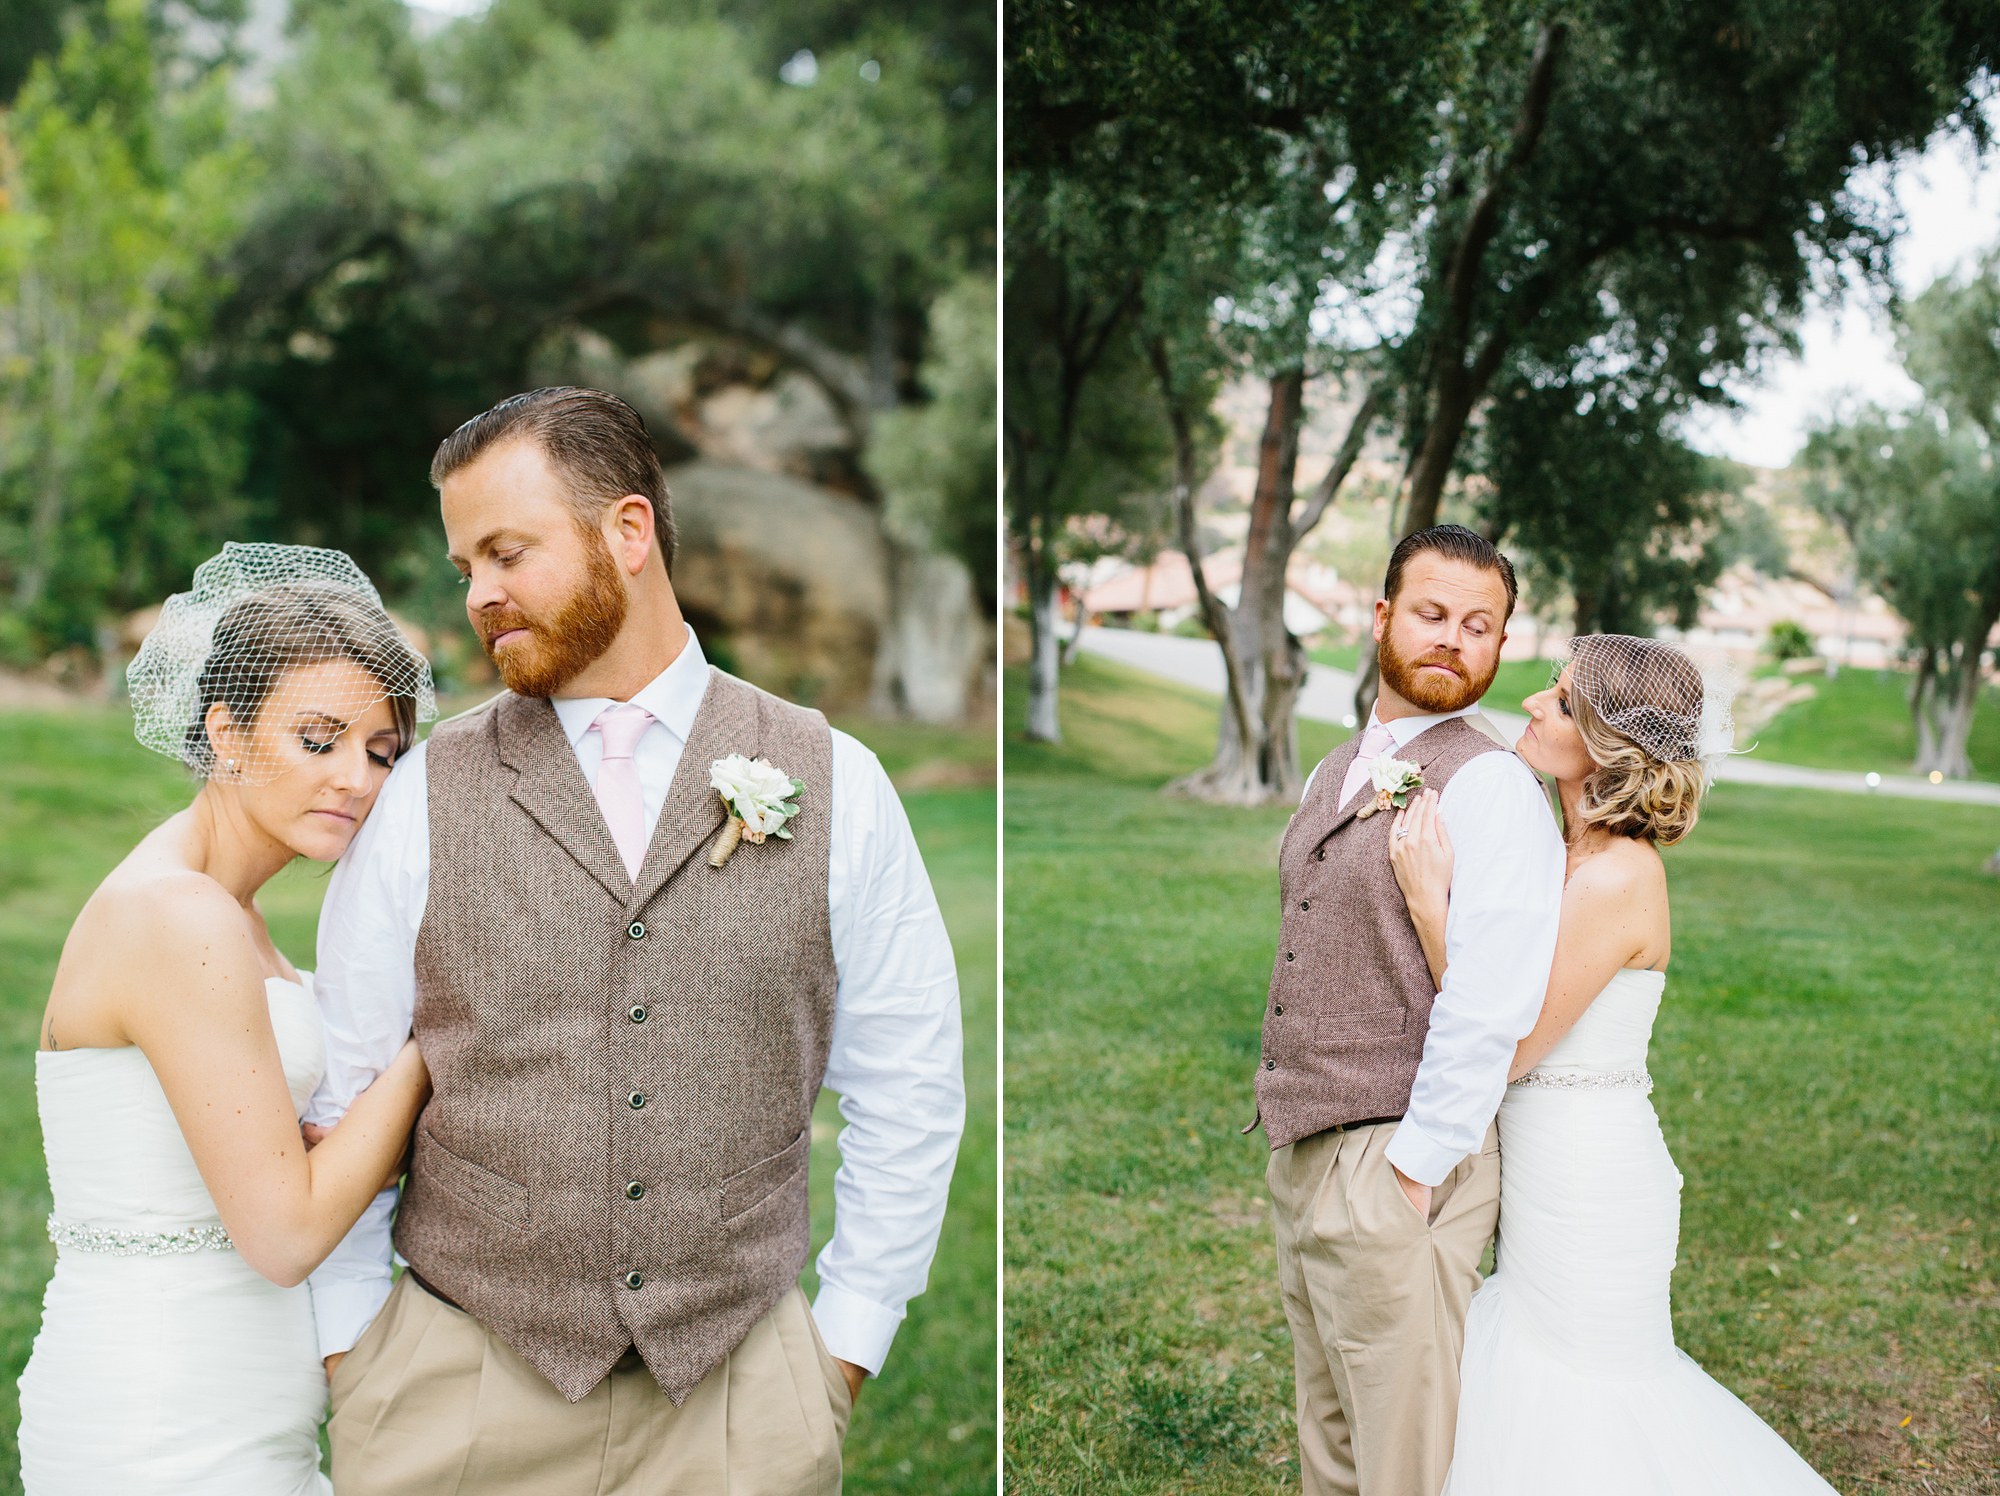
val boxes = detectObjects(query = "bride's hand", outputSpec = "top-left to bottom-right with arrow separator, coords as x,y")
1389,790 -> 1453,982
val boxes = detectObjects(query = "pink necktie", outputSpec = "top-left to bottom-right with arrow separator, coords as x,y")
1339,722 -> 1397,810
590,703 -> 654,880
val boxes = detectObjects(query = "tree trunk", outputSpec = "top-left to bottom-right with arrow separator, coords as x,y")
1169,370 -> 1307,803
1396,23 -> 1566,540
1144,337 -> 1257,783
1910,647 -> 1940,773
1060,583 -> 1089,666
1025,550 -> 1063,743
1166,369 -> 1378,802
1933,659 -> 1979,780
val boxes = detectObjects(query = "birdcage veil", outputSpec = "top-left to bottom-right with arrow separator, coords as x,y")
127,543 -> 436,784
1559,634 -> 1738,778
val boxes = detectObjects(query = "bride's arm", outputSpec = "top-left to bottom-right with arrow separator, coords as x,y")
118,880 -> 429,1288
1507,852 -> 1660,1080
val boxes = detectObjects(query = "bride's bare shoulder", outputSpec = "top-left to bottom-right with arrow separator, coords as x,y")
65,840 -> 257,997
1564,836 -> 1666,905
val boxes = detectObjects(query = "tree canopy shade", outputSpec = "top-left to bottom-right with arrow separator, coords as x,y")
0,0 -> 994,674
1006,0 -> 2000,797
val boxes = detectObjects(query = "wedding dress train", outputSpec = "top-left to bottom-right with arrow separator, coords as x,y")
19,976 -> 335,1495
1442,968 -> 1836,1495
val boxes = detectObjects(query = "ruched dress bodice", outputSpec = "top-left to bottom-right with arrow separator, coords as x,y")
1530,965 -> 1662,1076
19,977 -> 335,1495
1442,966 -> 1836,1495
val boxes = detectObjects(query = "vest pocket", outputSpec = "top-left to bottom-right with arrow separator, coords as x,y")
721,1129 -> 809,1222
1314,1006 -> 1408,1043
415,1127 -> 530,1226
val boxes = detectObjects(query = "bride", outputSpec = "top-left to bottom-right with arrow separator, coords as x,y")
1389,633 -> 1836,1494
18,544 -> 436,1495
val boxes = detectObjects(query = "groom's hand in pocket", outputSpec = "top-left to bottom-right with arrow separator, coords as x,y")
1392,1162 -> 1432,1223
835,1358 -> 866,1404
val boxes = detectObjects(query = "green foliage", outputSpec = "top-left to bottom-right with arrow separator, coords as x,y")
0,0 -> 991,658
1767,619 -> 1815,661
866,274 -> 997,605
1005,657 -> 2000,1496
1009,0 -> 1999,647
1480,383 -> 1740,635
0,0 -> 257,660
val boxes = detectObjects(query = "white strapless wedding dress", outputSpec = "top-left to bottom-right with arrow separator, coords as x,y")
1442,968 -> 1837,1495
18,976 -> 335,1495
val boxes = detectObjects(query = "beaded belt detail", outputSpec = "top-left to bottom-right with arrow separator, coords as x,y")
48,1215 -> 234,1256
1509,1067 -> 1653,1095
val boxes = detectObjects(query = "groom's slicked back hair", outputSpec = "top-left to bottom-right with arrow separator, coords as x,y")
430,387 -> 676,573
1382,524 -> 1517,619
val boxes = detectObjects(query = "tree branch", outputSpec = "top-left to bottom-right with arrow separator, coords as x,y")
1440,22 -> 1567,363
1289,380 -> 1385,539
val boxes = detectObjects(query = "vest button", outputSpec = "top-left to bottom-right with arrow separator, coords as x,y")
1316,849 -> 1325,861
1285,952 -> 1295,962
629,1005 -> 648,1023
627,1091 -> 646,1110
628,921 -> 646,940
1300,900 -> 1310,911
1264,1059 -> 1276,1070
1273,1004 -> 1283,1015
624,1180 -> 645,1200
624,1271 -> 644,1290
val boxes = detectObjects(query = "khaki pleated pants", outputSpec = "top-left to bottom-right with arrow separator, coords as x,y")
1266,1119 -> 1501,1496
328,1275 -> 851,1496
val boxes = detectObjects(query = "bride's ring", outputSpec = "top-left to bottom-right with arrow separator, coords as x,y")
1393,827 -> 1407,839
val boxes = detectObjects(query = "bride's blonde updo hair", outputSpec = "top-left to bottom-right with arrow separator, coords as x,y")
1564,634 -> 1711,847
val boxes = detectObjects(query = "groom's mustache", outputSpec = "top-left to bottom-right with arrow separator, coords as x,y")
1409,649 -> 1464,678
477,608 -> 535,644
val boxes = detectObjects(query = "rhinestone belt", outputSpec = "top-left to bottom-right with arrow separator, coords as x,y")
48,1214 -> 235,1256
1509,1067 -> 1653,1095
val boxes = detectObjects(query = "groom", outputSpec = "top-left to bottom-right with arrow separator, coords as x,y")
305,387 -> 965,1493
1255,525 -> 1563,1496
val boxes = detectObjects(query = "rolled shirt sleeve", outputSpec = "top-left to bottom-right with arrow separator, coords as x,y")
1384,750 -> 1564,1186
811,732 -> 966,1374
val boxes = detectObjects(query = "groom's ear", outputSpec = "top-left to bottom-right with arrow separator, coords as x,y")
605,494 -> 657,577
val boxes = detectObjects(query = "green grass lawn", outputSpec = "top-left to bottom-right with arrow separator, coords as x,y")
0,705 -> 996,1495
1005,654 -> 2000,1495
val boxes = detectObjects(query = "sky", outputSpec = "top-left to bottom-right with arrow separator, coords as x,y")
1682,105 -> 2000,470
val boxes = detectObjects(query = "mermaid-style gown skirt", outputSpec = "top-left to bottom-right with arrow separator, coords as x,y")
1442,968 -> 1836,1495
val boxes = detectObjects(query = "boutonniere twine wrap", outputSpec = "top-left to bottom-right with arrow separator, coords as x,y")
708,754 -> 804,867
1354,754 -> 1424,820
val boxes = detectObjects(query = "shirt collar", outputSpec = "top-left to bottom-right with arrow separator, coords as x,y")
1370,698 -> 1480,750
550,624 -> 709,747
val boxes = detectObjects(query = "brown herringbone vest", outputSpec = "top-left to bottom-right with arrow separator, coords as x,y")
395,668 -> 837,1404
1255,716 -> 1506,1150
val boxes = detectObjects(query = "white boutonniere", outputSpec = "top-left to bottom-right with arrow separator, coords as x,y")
707,754 -> 804,867
1354,754 -> 1424,820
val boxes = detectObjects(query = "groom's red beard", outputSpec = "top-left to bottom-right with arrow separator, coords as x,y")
475,533 -> 628,698
1377,629 -> 1497,714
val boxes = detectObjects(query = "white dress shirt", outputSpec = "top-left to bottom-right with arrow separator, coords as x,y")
305,627 -> 965,1376
1304,702 -> 1564,1187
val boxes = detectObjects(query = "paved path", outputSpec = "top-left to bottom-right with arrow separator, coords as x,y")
1076,626 -> 2000,807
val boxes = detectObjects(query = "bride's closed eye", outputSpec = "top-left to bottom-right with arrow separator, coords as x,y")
299,731 -> 394,768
